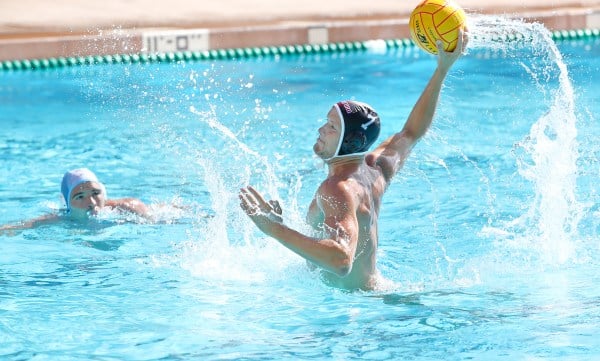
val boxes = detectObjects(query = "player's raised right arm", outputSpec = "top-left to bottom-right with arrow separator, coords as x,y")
369,31 -> 467,182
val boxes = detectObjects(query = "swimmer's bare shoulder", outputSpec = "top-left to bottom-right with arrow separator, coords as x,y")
106,198 -> 149,217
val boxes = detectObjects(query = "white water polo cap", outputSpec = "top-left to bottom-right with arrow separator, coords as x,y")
60,168 -> 106,211
331,100 -> 381,159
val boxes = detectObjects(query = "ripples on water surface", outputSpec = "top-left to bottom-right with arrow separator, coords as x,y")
1,16 -> 600,360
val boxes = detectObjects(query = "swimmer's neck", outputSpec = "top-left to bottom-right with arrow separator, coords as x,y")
326,154 -> 365,176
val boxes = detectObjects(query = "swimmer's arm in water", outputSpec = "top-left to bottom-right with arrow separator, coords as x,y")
105,198 -> 150,218
369,30 -> 467,182
239,185 -> 359,277
0,213 -> 61,235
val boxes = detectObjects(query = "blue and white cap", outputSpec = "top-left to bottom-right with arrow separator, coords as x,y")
60,168 -> 106,211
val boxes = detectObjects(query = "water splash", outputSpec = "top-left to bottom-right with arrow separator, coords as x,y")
188,69 -> 282,200
169,68 -> 315,284
470,16 -> 583,263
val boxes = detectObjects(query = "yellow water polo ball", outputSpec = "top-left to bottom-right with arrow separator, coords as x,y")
409,0 -> 467,54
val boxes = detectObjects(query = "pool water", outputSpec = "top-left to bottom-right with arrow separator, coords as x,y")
1,17 -> 599,360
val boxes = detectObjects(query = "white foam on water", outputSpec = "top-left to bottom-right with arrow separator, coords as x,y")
171,72 -> 316,286
470,15 -> 584,265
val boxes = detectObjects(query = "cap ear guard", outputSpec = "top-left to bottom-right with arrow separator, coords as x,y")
340,131 -> 367,155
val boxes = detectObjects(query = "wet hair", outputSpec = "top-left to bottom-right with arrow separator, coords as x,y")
332,100 -> 381,157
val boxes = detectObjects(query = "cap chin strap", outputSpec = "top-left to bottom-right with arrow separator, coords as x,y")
323,104 -> 347,162
325,151 -> 369,163
323,103 -> 369,162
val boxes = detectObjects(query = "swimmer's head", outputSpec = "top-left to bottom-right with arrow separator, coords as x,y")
327,101 -> 381,160
61,168 -> 107,216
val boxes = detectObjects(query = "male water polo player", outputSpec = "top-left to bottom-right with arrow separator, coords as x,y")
239,33 -> 467,290
1,168 -> 149,234
61,168 -> 148,219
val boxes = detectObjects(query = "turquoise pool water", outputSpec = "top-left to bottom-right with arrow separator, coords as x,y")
1,18 -> 599,360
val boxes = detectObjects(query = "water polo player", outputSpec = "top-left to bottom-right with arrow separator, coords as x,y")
1,168 -> 149,233
241,33 -> 467,290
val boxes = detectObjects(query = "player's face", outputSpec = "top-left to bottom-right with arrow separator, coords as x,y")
69,181 -> 106,219
313,107 -> 342,159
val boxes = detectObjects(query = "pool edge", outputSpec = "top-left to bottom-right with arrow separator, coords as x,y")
1,6 -> 599,67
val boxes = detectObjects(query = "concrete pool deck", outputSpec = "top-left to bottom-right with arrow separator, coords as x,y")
1,0 -> 600,61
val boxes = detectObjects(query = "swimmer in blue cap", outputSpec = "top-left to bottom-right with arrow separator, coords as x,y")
240,33 -> 468,291
1,168 -> 149,234
61,168 -> 108,218
60,168 -> 148,220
